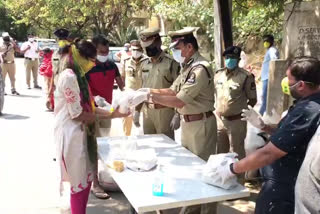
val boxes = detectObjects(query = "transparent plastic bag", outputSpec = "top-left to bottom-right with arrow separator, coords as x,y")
202,153 -> 239,189
125,149 -> 158,172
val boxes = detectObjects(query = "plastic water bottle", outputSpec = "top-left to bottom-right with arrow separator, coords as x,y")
152,165 -> 164,196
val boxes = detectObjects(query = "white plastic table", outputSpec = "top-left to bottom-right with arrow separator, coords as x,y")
97,134 -> 250,213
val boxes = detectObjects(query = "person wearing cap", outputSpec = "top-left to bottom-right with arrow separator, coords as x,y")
136,27 -> 217,214
0,32 -> 21,95
121,40 -> 146,135
215,46 -> 257,174
48,28 -> 74,110
216,56 -> 320,214
260,34 -> 279,116
21,33 -> 41,89
138,27 -> 180,139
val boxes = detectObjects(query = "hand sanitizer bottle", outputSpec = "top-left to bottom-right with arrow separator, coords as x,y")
152,165 -> 164,196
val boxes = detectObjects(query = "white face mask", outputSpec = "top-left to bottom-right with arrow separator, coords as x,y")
97,55 -> 108,63
172,49 -> 185,64
132,50 -> 142,59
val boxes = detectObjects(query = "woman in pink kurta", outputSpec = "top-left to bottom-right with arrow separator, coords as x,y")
54,40 -> 127,214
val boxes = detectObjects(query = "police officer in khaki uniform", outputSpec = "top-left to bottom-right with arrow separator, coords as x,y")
121,40 -> 146,135
215,46 -> 257,162
137,27 -> 217,214
139,27 -> 180,139
0,32 -> 20,95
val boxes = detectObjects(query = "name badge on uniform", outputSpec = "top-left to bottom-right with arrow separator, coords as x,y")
186,72 -> 196,84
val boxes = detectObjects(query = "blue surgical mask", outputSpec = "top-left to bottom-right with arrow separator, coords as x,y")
225,58 -> 238,70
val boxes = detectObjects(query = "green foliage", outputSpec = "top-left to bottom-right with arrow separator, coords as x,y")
107,20 -> 139,46
0,3 -> 29,41
153,0 -> 214,46
233,1 -> 284,45
4,0 -> 149,38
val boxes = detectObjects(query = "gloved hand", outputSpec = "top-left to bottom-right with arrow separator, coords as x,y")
202,153 -> 239,189
216,153 -> 238,184
128,91 -> 149,107
241,106 -> 265,129
170,113 -> 181,130
133,111 -> 141,127
137,88 -> 151,93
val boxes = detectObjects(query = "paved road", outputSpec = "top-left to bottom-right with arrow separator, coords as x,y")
0,58 -> 132,214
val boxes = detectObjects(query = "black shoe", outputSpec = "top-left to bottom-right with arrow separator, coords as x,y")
34,85 -> 42,89
4,92 -> 7,95
11,89 -> 20,95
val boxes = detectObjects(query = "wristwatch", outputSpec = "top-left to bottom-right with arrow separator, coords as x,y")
230,163 -> 238,175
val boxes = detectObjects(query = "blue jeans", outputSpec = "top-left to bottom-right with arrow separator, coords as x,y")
259,79 -> 268,116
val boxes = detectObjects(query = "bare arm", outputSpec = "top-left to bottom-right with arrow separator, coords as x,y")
115,76 -> 124,91
233,142 -> 287,174
261,124 -> 279,135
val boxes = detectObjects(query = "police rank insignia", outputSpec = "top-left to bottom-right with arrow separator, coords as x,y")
186,72 -> 196,84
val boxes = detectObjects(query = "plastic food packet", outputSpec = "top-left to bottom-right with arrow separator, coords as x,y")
94,95 -> 113,112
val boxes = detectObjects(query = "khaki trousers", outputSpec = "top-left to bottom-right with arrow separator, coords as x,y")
1,63 -> 16,89
95,119 -> 112,137
24,59 -> 39,87
180,115 -> 218,214
181,115 -> 217,161
216,116 -> 247,160
143,107 -> 175,140
122,116 -> 133,136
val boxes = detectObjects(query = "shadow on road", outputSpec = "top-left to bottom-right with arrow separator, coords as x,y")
5,94 -> 42,99
0,113 -> 30,120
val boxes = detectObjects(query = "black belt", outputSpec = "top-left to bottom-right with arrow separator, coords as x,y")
3,60 -> 14,64
25,57 -> 38,60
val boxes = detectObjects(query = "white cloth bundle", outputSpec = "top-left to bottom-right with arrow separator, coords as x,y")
202,153 -> 239,189
125,149 -> 158,172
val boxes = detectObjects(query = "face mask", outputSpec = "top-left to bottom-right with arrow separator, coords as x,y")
29,38 -> 34,43
281,77 -> 302,99
58,40 -> 71,48
225,58 -> 238,70
132,50 -> 142,59
145,46 -> 160,57
172,49 -> 185,63
264,41 -> 271,48
97,55 -> 108,63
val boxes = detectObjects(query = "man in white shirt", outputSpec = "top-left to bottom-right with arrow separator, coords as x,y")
21,34 -> 41,89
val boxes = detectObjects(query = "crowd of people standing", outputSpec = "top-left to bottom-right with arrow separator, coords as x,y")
0,25 -> 319,214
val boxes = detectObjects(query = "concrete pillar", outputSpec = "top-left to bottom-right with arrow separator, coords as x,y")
282,1 -> 320,59
266,60 -> 290,117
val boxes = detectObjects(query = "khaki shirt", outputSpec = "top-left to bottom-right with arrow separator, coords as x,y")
0,43 -> 15,62
121,56 -> 146,90
140,51 -> 180,89
214,67 -> 257,116
171,52 -> 215,115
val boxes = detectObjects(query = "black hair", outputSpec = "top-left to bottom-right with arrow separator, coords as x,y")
263,34 -> 274,45
288,56 -> 320,88
75,39 -> 97,59
92,34 -> 109,47
177,34 -> 199,51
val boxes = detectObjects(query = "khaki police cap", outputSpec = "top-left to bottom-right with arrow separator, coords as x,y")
139,27 -> 160,48
130,40 -> 142,50
168,27 -> 196,49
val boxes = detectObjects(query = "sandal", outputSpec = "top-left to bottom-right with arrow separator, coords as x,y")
91,186 -> 110,199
